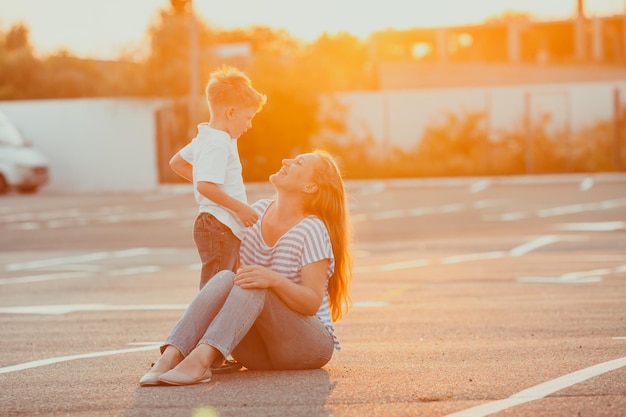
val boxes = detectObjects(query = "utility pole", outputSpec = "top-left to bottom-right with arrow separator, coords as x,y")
575,0 -> 587,61
188,0 -> 199,138
613,89 -> 623,171
169,0 -> 199,138
623,0 -> 626,61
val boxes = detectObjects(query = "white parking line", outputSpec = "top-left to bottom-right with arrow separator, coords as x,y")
517,265 -> 626,284
539,198 -> 626,218
556,221 -> 626,232
490,197 -> 626,222
580,177 -> 594,191
509,235 -> 559,257
109,266 -> 162,276
0,304 -> 189,315
354,200 -> 500,223
0,344 -> 160,375
5,248 -> 152,271
470,179 -> 492,193
441,251 -> 507,265
444,356 -> 626,417
0,272 -> 91,286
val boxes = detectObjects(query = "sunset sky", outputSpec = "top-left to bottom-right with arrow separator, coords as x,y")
0,0 -> 625,59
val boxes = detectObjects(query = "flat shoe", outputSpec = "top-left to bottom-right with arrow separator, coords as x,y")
139,370 -> 165,386
158,368 -> 212,386
211,359 -> 243,374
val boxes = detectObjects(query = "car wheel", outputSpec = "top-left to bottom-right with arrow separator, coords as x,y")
0,174 -> 9,194
17,185 -> 38,194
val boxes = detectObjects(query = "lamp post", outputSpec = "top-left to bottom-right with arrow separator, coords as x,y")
575,0 -> 587,61
169,0 -> 199,138
187,0 -> 199,138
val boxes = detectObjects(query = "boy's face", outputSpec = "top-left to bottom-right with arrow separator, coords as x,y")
226,105 -> 258,139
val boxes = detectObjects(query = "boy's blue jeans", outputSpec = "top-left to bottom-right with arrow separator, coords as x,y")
193,212 -> 240,290
162,270 -> 335,370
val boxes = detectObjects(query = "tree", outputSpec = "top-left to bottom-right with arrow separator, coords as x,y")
0,23 -> 41,99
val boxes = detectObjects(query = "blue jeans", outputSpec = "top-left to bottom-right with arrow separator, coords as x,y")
193,212 -> 240,290
163,270 -> 335,370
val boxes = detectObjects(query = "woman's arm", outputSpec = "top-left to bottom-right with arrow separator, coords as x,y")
234,260 -> 329,316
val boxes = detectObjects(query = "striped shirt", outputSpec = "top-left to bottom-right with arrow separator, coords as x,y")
240,199 -> 341,351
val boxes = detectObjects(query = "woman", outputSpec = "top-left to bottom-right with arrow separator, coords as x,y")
140,150 -> 352,386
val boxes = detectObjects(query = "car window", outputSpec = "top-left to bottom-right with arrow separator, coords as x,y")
0,116 -> 26,146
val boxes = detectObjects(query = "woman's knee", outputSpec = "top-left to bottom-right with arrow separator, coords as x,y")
230,285 -> 266,302
200,270 -> 235,293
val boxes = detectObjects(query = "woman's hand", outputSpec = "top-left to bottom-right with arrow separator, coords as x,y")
234,265 -> 278,289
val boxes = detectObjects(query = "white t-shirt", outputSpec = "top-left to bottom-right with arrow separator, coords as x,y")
240,199 -> 341,351
179,123 -> 247,239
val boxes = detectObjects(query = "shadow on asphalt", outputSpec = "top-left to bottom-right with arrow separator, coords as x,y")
124,368 -> 335,417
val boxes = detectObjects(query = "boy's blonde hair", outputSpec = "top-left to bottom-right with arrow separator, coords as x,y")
205,65 -> 266,112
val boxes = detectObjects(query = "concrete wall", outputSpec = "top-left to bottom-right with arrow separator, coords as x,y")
1,81 -> 625,192
335,80 -> 626,151
0,98 -> 169,192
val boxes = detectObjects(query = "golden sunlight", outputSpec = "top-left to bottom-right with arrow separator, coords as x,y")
2,0 -> 625,59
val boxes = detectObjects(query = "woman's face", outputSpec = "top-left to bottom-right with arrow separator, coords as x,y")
270,153 -> 319,191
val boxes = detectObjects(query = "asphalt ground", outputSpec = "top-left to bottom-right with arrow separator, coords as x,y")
0,173 -> 625,417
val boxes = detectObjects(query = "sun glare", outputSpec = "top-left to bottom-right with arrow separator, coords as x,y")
2,0 -> 625,59
412,42 -> 432,60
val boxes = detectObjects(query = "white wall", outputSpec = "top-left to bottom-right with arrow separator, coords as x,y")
335,81 -> 626,150
0,98 -> 169,192
1,81 -> 624,192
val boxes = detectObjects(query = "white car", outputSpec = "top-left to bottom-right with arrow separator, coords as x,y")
0,111 -> 49,194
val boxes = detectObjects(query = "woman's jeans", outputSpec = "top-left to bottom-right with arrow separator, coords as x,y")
163,270 -> 335,370
193,213 -> 240,290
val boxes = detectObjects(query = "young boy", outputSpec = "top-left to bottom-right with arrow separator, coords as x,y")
170,65 -> 266,290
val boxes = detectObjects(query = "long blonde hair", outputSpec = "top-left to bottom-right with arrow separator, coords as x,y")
304,150 -> 353,321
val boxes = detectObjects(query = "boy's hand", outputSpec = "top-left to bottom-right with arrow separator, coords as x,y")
237,204 -> 258,227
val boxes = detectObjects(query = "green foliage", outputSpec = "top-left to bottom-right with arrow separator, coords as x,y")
1,8 -> 624,180
322,109 -> 625,179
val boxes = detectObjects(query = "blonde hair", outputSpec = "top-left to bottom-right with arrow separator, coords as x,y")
205,65 -> 266,112
304,150 -> 353,321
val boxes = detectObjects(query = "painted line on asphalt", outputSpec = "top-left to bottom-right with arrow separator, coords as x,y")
579,177 -> 594,191
469,179 -> 492,193
0,304 -> 189,315
0,272 -> 91,286
445,356 -> 626,417
0,302 -> 392,315
489,197 -> 626,222
354,200 -> 499,223
356,236 -> 564,272
109,266 -> 162,276
353,301 -> 390,308
539,198 -> 626,217
517,276 -> 603,284
509,235 -> 560,257
0,344 -> 160,375
441,251 -> 507,265
378,259 -> 431,271
556,221 -> 626,232
5,248 -> 152,271
517,265 -> 626,284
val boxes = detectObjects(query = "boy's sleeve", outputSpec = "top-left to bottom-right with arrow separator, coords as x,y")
194,136 -> 230,184
178,141 -> 194,163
